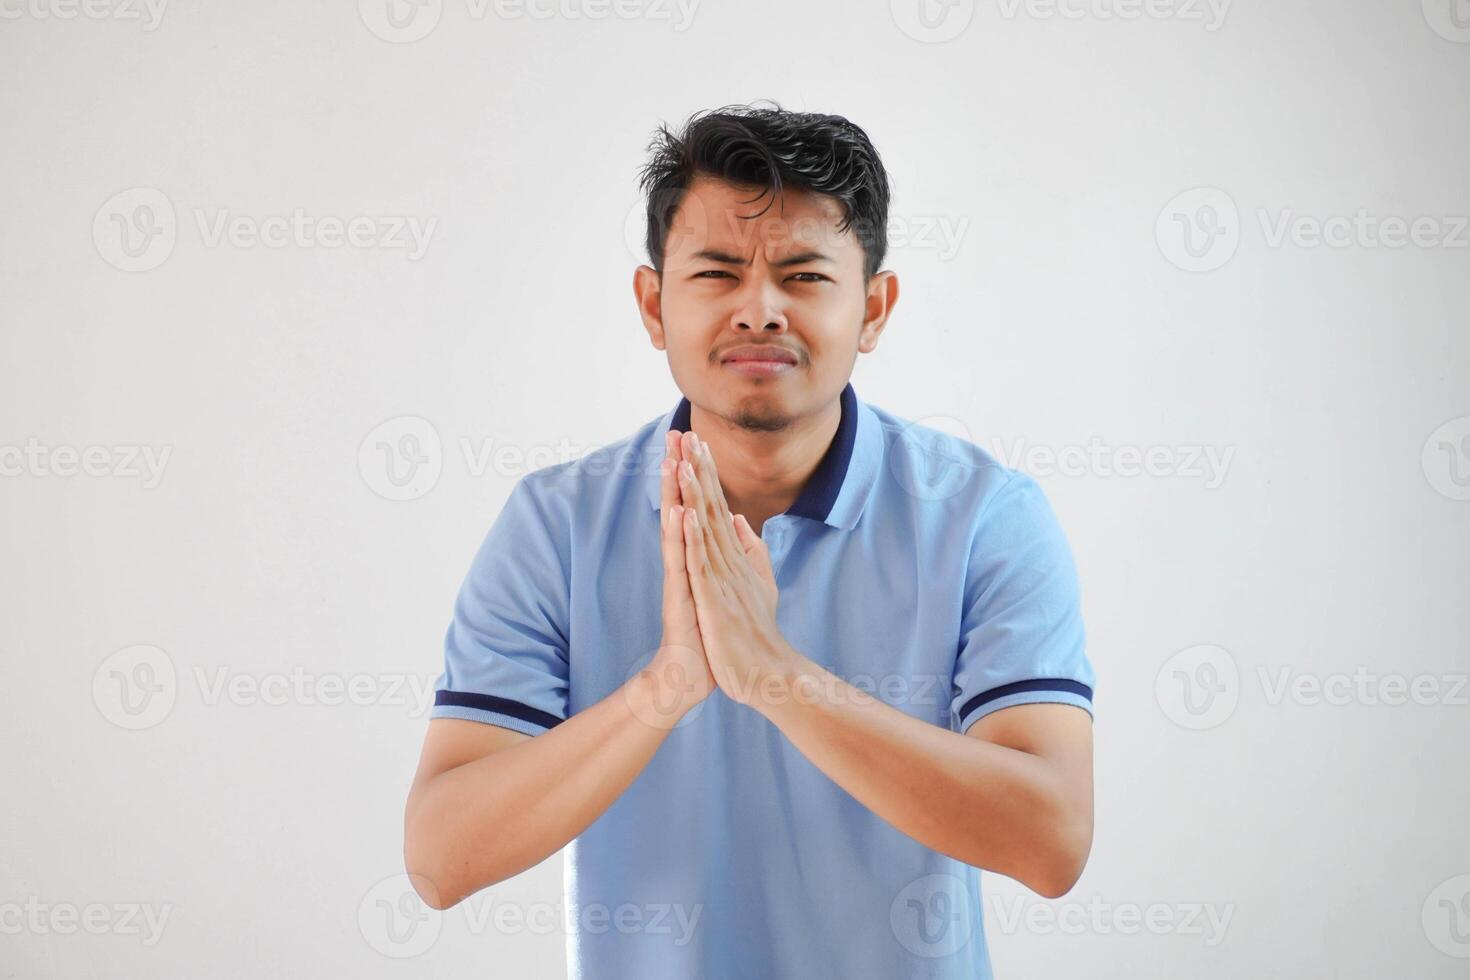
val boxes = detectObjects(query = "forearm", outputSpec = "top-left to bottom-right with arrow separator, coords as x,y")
755,644 -> 1085,896
406,662 -> 694,909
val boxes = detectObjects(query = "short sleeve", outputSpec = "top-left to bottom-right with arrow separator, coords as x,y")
430,477 -> 571,737
951,471 -> 1095,733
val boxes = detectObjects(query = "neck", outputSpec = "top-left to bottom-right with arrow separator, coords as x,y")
686,394 -> 842,536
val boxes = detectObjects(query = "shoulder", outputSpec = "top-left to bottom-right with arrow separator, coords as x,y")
510,409 -> 667,522
862,400 -> 1043,531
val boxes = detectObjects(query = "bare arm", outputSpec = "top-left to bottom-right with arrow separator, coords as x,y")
758,649 -> 1095,898
403,429 -> 714,910
402,663 -> 696,910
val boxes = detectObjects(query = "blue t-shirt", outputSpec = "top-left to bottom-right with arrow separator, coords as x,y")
432,382 -> 1096,979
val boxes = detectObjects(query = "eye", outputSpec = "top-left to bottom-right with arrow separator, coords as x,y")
694,270 -> 733,279
789,273 -> 830,283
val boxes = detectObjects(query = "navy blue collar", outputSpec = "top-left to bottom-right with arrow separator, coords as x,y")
668,382 -> 858,523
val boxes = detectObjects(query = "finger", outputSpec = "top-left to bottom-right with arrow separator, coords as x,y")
685,434 -> 742,566
660,434 -> 690,579
678,456 -> 732,579
662,495 -> 686,578
669,430 -> 689,509
682,506 -> 715,601
732,513 -> 775,585
660,445 -> 677,530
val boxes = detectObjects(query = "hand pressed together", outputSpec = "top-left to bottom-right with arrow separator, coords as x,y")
655,427 -> 792,709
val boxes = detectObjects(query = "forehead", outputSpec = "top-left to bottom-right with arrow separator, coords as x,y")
669,174 -> 857,257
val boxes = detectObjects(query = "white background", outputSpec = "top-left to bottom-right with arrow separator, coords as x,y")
2,0 -> 1467,976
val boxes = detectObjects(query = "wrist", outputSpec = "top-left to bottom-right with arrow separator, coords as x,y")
626,642 -> 708,730
743,639 -> 817,717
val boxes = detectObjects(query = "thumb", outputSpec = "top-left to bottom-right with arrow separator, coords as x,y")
731,513 -> 775,587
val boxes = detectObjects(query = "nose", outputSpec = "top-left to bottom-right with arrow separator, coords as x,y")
728,274 -> 790,335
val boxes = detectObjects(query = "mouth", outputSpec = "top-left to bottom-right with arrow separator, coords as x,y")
719,345 -> 800,378
722,359 -> 796,378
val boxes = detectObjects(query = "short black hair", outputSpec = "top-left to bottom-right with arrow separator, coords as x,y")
637,100 -> 893,281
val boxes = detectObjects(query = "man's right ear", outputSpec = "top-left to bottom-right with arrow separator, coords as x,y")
632,264 -> 667,352
633,264 -> 666,350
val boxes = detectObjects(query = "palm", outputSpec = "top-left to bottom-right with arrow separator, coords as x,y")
658,432 -> 717,699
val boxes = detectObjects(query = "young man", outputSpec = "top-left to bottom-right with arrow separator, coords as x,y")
404,102 -> 1097,979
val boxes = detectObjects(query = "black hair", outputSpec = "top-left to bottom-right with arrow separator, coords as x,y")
637,100 -> 893,281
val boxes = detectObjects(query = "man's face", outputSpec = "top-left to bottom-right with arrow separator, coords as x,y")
635,175 -> 894,433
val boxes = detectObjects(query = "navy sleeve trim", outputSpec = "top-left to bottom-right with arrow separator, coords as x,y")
958,678 -> 1093,724
434,690 -> 565,730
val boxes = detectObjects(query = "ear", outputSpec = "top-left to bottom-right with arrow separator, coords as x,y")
858,270 -> 899,355
633,265 -> 667,350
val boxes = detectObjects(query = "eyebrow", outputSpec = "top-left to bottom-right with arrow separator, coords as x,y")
692,248 -> 836,268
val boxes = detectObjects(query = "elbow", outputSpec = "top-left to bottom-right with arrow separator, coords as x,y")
403,799 -> 459,911
409,873 -> 454,912
1031,857 -> 1084,900
403,803 -> 515,910
1031,820 -> 1092,900
403,834 -> 456,911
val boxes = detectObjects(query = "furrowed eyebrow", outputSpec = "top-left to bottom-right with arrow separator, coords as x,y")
692,248 -> 835,268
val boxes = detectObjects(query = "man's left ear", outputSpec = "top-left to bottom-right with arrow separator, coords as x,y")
858,270 -> 899,354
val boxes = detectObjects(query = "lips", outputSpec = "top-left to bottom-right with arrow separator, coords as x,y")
720,345 -> 799,365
